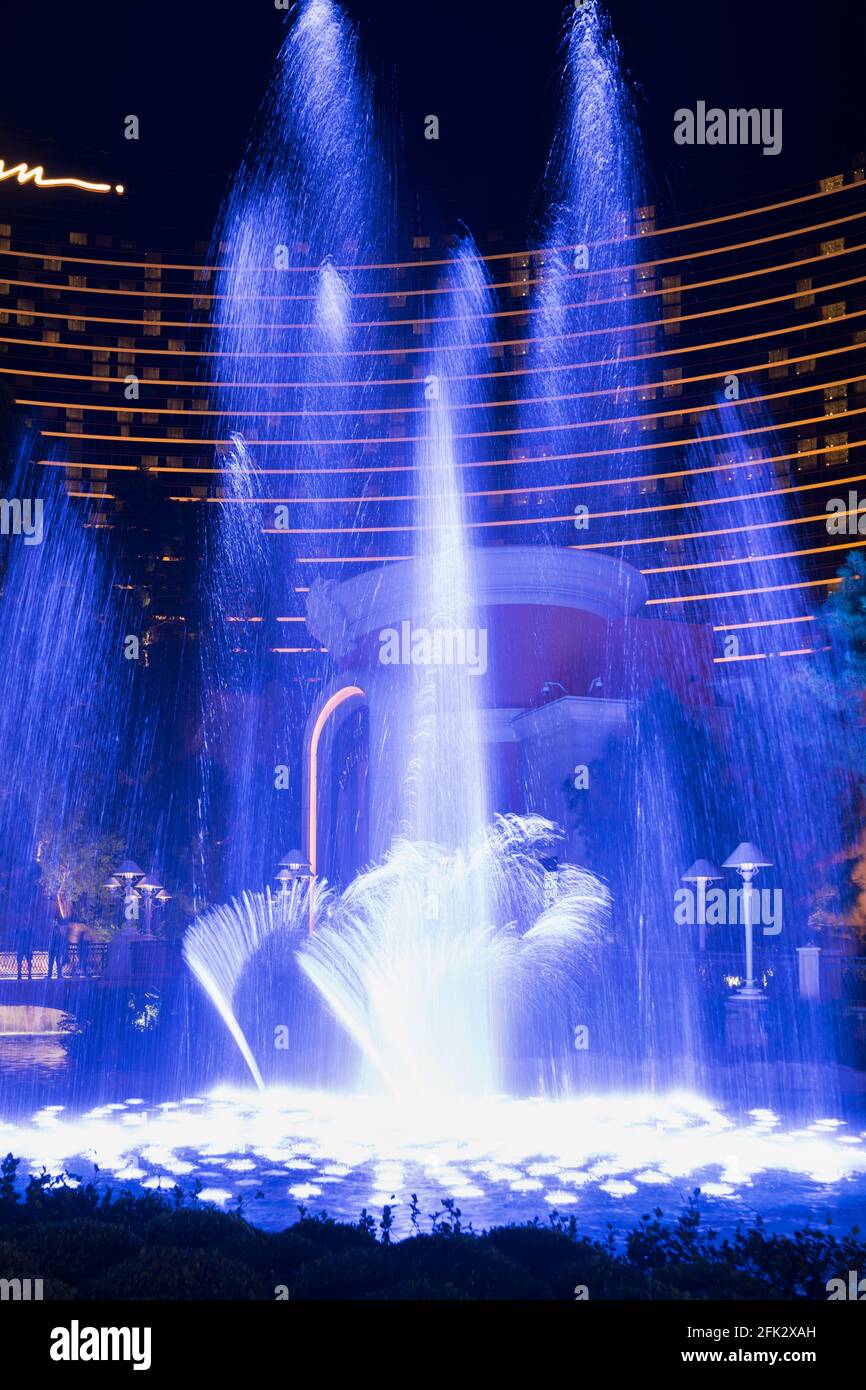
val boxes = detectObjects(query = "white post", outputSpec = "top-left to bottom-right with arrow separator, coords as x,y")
739,866 -> 758,995
696,877 -> 707,950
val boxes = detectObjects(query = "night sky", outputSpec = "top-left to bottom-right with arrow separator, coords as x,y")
0,0 -> 862,245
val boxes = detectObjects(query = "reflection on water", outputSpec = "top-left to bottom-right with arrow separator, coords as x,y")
0,1037 -> 69,1076
1,1085 -> 865,1239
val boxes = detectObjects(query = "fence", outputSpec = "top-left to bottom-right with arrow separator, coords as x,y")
0,943 -> 109,980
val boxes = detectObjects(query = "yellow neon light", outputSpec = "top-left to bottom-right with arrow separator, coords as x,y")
0,158 -> 122,195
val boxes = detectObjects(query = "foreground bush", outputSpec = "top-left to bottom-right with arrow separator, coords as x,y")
0,1154 -> 862,1300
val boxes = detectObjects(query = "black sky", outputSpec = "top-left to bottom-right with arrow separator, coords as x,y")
0,0 -> 862,248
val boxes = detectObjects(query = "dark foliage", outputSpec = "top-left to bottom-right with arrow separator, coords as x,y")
0,1156 -> 862,1300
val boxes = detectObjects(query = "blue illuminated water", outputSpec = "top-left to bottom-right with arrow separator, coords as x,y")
0,0 -> 863,1240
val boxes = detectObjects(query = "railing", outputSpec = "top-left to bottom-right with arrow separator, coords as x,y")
0,943 -> 109,980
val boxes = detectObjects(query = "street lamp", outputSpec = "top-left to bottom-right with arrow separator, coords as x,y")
112,860 -> 144,886
681,858 -> 722,951
722,841 -> 773,997
275,850 -> 312,897
108,860 -> 144,929
135,870 -> 165,936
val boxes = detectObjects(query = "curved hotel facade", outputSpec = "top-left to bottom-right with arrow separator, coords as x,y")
1,166 -> 865,881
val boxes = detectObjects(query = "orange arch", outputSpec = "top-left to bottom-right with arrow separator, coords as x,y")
307,685 -> 366,930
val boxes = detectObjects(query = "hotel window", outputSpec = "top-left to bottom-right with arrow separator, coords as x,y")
662,368 -> 682,398
826,432 -> 849,463
797,437 -> 817,470
820,238 -> 844,256
661,277 -> 680,335
509,259 -> 530,300
16,300 -> 35,326
44,258 -> 61,273
143,309 -> 161,338
68,275 -> 85,289
795,279 -> 814,309
822,301 -> 845,320
69,232 -> 88,246
768,348 -> 789,379
819,174 -> 844,192
42,330 -> 60,344
67,318 -> 85,333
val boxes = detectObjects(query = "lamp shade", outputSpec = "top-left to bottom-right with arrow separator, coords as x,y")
278,850 -> 311,876
682,858 -> 722,883
723,842 -> 773,870
113,860 -> 144,882
136,871 -> 162,894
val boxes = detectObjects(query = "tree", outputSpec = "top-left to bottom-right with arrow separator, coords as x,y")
36,808 -> 125,935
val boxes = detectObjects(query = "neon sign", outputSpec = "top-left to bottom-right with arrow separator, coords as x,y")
0,159 -> 123,195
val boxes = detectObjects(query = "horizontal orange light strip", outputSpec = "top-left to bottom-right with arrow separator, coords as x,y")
37,389 -> 866,450
6,297 -> 860,370
713,646 -> 825,663
0,175 -> 859,272
647,576 -> 842,606
2,332 -> 861,402
37,407 -> 866,482
4,215 -> 862,316
3,268 -> 864,350
201,456 -> 866,512
641,537 -> 866,576
0,234 -> 856,308
713,615 -> 815,630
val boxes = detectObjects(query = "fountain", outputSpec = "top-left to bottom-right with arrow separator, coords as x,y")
1,1 -> 864,1240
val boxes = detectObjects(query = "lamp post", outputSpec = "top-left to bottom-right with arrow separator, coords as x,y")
722,841 -> 773,997
135,870 -> 165,936
109,861 -> 169,935
109,860 -> 144,929
681,859 -> 722,950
